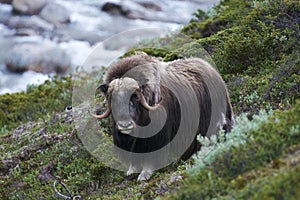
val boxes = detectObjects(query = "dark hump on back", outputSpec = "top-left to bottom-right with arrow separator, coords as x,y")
105,54 -> 158,83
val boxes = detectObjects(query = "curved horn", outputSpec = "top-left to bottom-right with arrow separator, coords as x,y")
90,107 -> 111,119
90,97 -> 112,119
137,90 -> 161,111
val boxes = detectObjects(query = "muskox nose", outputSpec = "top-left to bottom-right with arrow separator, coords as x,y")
117,121 -> 134,134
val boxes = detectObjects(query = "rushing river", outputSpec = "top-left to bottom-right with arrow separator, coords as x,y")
0,0 -> 220,94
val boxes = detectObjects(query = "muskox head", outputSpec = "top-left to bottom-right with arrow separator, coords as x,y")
91,76 -> 161,134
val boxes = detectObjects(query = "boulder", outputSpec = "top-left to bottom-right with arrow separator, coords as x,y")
5,42 -> 71,74
101,2 -> 128,16
101,1 -> 146,20
12,0 -> 47,15
40,3 -> 70,24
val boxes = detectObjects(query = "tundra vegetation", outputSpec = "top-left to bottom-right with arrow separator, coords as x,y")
0,0 -> 299,199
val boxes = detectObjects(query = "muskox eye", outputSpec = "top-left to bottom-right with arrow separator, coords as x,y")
130,93 -> 139,102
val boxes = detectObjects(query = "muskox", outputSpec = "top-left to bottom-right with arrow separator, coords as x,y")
91,53 -> 234,180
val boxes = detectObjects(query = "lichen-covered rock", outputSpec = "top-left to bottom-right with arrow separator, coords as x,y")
5,42 -> 71,74
12,0 -> 47,15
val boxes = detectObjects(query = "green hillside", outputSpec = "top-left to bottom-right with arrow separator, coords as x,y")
0,0 -> 299,199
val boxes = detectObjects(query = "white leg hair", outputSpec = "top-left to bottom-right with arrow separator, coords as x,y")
137,166 -> 154,181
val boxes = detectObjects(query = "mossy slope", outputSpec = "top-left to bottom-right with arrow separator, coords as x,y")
0,76 -> 71,131
1,100 -> 299,199
168,101 -> 300,200
0,0 -> 300,199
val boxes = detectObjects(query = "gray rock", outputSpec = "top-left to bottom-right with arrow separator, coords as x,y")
4,15 -> 54,32
15,28 -> 37,36
5,42 -> 71,74
40,3 -> 70,24
12,0 -> 47,15
54,24 -> 106,45
0,36 -> 14,65
0,3 -> 13,24
101,1 -> 146,20
137,1 -> 161,11
101,1 -> 182,23
102,2 -> 129,17
0,0 -> 13,4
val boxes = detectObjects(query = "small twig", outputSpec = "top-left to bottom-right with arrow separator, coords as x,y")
53,176 -> 81,200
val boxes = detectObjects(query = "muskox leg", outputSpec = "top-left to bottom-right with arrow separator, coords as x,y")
136,146 -> 169,181
136,157 -> 155,181
224,100 -> 235,133
125,152 -> 143,176
181,138 -> 201,161
137,167 -> 154,181
126,158 -> 154,181
126,163 -> 140,176
126,164 -> 135,176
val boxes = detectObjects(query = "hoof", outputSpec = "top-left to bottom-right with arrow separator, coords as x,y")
137,171 -> 152,181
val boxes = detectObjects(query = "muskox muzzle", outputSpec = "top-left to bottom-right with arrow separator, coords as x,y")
117,121 -> 134,134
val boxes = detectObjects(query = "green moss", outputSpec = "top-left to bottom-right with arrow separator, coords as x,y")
0,110 -> 111,199
0,76 -> 72,130
228,146 -> 300,199
183,0 -> 253,38
227,52 -> 299,114
187,0 -> 300,76
207,23 -> 290,73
